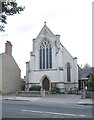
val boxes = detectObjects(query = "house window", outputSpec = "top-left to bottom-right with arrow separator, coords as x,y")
67,63 -> 71,82
40,39 -> 52,69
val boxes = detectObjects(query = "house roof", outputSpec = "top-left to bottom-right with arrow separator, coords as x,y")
79,65 -> 94,80
83,63 -> 91,68
0,53 -> 21,71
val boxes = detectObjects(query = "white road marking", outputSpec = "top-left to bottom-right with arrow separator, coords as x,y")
21,109 -> 86,117
4,97 -> 41,101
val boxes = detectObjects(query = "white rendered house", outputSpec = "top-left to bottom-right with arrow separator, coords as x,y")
25,23 -> 78,92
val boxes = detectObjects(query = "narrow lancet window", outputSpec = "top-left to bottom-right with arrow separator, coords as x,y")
67,63 -> 71,82
49,46 -> 52,68
40,48 -> 42,69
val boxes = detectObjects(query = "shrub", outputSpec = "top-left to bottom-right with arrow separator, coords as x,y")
29,85 -> 41,91
49,91 -> 56,94
50,87 -> 60,94
59,92 -> 65,94
85,73 -> 94,91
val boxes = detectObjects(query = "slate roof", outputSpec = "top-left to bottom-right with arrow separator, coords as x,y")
78,65 -> 94,80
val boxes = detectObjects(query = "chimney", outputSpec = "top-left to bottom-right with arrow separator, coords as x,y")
5,41 -> 12,55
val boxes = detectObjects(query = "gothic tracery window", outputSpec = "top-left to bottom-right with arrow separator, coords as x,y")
67,63 -> 71,82
40,40 -> 52,69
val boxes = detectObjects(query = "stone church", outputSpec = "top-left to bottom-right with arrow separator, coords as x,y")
25,22 -> 78,92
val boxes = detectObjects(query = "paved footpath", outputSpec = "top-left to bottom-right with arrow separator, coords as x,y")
2,93 -> 93,105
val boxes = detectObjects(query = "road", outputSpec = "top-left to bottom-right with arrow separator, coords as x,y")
2,99 -> 92,118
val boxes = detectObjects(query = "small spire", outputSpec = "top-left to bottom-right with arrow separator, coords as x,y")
44,21 -> 46,25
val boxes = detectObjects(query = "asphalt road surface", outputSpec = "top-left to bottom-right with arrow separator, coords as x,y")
2,99 -> 92,118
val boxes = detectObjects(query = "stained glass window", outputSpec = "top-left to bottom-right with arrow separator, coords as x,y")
40,39 -> 52,69
67,63 -> 71,82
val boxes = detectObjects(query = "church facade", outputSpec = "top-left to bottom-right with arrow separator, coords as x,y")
25,23 -> 78,92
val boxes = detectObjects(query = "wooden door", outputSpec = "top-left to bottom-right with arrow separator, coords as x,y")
42,77 -> 49,91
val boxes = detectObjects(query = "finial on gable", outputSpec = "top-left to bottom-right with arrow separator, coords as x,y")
44,21 -> 46,25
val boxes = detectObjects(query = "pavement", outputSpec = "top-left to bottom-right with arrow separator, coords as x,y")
1,93 -> 94,105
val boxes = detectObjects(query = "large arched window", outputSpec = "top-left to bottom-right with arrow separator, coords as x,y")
67,63 -> 71,82
40,40 -> 52,69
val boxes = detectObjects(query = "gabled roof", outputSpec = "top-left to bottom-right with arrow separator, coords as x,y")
0,53 -> 21,71
79,65 -> 94,80
83,63 -> 91,69
36,22 -> 55,39
60,43 -> 74,59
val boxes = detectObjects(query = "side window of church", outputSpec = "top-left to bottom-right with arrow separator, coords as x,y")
40,40 -> 52,69
67,63 -> 71,82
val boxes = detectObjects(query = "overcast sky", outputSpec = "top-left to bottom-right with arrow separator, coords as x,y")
0,0 -> 93,78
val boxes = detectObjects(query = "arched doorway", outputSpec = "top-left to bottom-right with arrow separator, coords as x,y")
42,77 -> 50,91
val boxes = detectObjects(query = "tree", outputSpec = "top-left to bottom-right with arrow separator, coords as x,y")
85,73 -> 94,91
0,0 -> 25,32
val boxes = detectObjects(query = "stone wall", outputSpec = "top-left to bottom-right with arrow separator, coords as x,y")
16,90 -> 45,97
